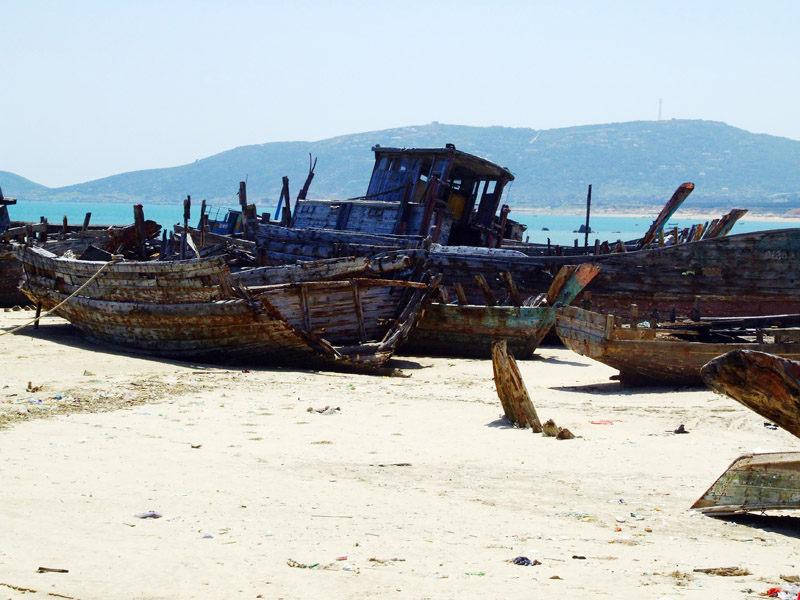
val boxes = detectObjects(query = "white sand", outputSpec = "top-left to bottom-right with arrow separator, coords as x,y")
1,309 -> 799,599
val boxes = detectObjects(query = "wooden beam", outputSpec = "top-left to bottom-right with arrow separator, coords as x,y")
499,270 -> 522,306
473,274 -> 497,306
491,340 -> 542,432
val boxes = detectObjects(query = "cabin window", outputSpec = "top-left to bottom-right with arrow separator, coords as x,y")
368,207 -> 385,217
484,180 -> 497,194
378,157 -> 390,170
399,157 -> 409,172
431,158 -> 447,178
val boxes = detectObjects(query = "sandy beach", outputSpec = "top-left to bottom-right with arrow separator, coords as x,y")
1,308 -> 799,599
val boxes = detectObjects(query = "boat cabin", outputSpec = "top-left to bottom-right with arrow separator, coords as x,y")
291,144 -> 520,246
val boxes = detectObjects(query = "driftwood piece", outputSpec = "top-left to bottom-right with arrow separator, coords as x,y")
542,419 -> 559,437
491,340 -> 542,432
701,350 -> 800,439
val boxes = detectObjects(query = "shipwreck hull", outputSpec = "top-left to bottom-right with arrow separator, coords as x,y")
701,349 -> 800,439
692,452 -> 800,515
581,228 -> 800,318
404,303 -> 549,359
258,227 -> 800,319
16,245 -> 437,370
0,248 -> 28,307
556,305 -> 800,386
405,263 -> 601,359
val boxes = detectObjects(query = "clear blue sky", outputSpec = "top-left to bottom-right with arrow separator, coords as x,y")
2,0 -> 798,187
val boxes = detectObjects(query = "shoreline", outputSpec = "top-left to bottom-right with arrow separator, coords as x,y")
510,207 -> 800,221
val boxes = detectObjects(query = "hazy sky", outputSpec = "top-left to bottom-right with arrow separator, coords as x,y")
2,0 -> 799,187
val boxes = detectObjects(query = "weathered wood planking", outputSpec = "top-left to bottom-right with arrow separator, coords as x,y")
404,263 -> 600,359
232,253 -> 413,286
701,350 -> 800,439
16,245 -> 439,370
556,305 -> 800,386
691,452 -> 800,515
0,247 -> 27,306
256,223 -> 800,319
404,303 -> 552,358
491,339 -> 542,431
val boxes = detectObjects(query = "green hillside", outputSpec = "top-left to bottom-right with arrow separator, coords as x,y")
5,120 -> 800,215
0,171 -> 50,199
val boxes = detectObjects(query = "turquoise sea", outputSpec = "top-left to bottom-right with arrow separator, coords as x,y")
8,200 -> 798,246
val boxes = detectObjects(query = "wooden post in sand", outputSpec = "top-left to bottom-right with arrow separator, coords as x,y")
491,340 -> 542,432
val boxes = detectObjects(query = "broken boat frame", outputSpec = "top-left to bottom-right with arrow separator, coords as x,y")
15,245 -> 440,370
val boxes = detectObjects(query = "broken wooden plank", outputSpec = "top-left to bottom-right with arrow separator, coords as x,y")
491,340 -> 542,432
499,270 -> 522,306
528,263 -> 601,351
637,182 -> 695,249
701,350 -> 800,439
473,274 -> 497,306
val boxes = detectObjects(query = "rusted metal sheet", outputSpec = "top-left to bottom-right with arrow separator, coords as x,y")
701,350 -> 800,439
555,305 -> 800,386
691,452 -> 800,515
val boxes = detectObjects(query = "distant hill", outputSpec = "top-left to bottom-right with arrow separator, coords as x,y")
0,171 -> 50,199
4,120 -> 800,215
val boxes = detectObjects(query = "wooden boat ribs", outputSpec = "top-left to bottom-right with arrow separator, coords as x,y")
14,245 -> 438,370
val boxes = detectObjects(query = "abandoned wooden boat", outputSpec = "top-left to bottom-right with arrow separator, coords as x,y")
260,187 -> 800,318
692,351 -> 800,515
701,350 -> 800,439
15,245 -> 439,369
0,190 -> 27,306
1,197 -> 164,306
555,305 -> 800,386
691,451 -> 800,515
198,146 -> 798,320
403,263 -> 600,358
289,143 -> 519,246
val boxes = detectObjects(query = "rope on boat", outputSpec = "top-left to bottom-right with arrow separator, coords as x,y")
0,259 -> 118,337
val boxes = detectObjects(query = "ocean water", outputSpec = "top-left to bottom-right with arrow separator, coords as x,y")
7,200 -> 797,246
511,213 -> 799,246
